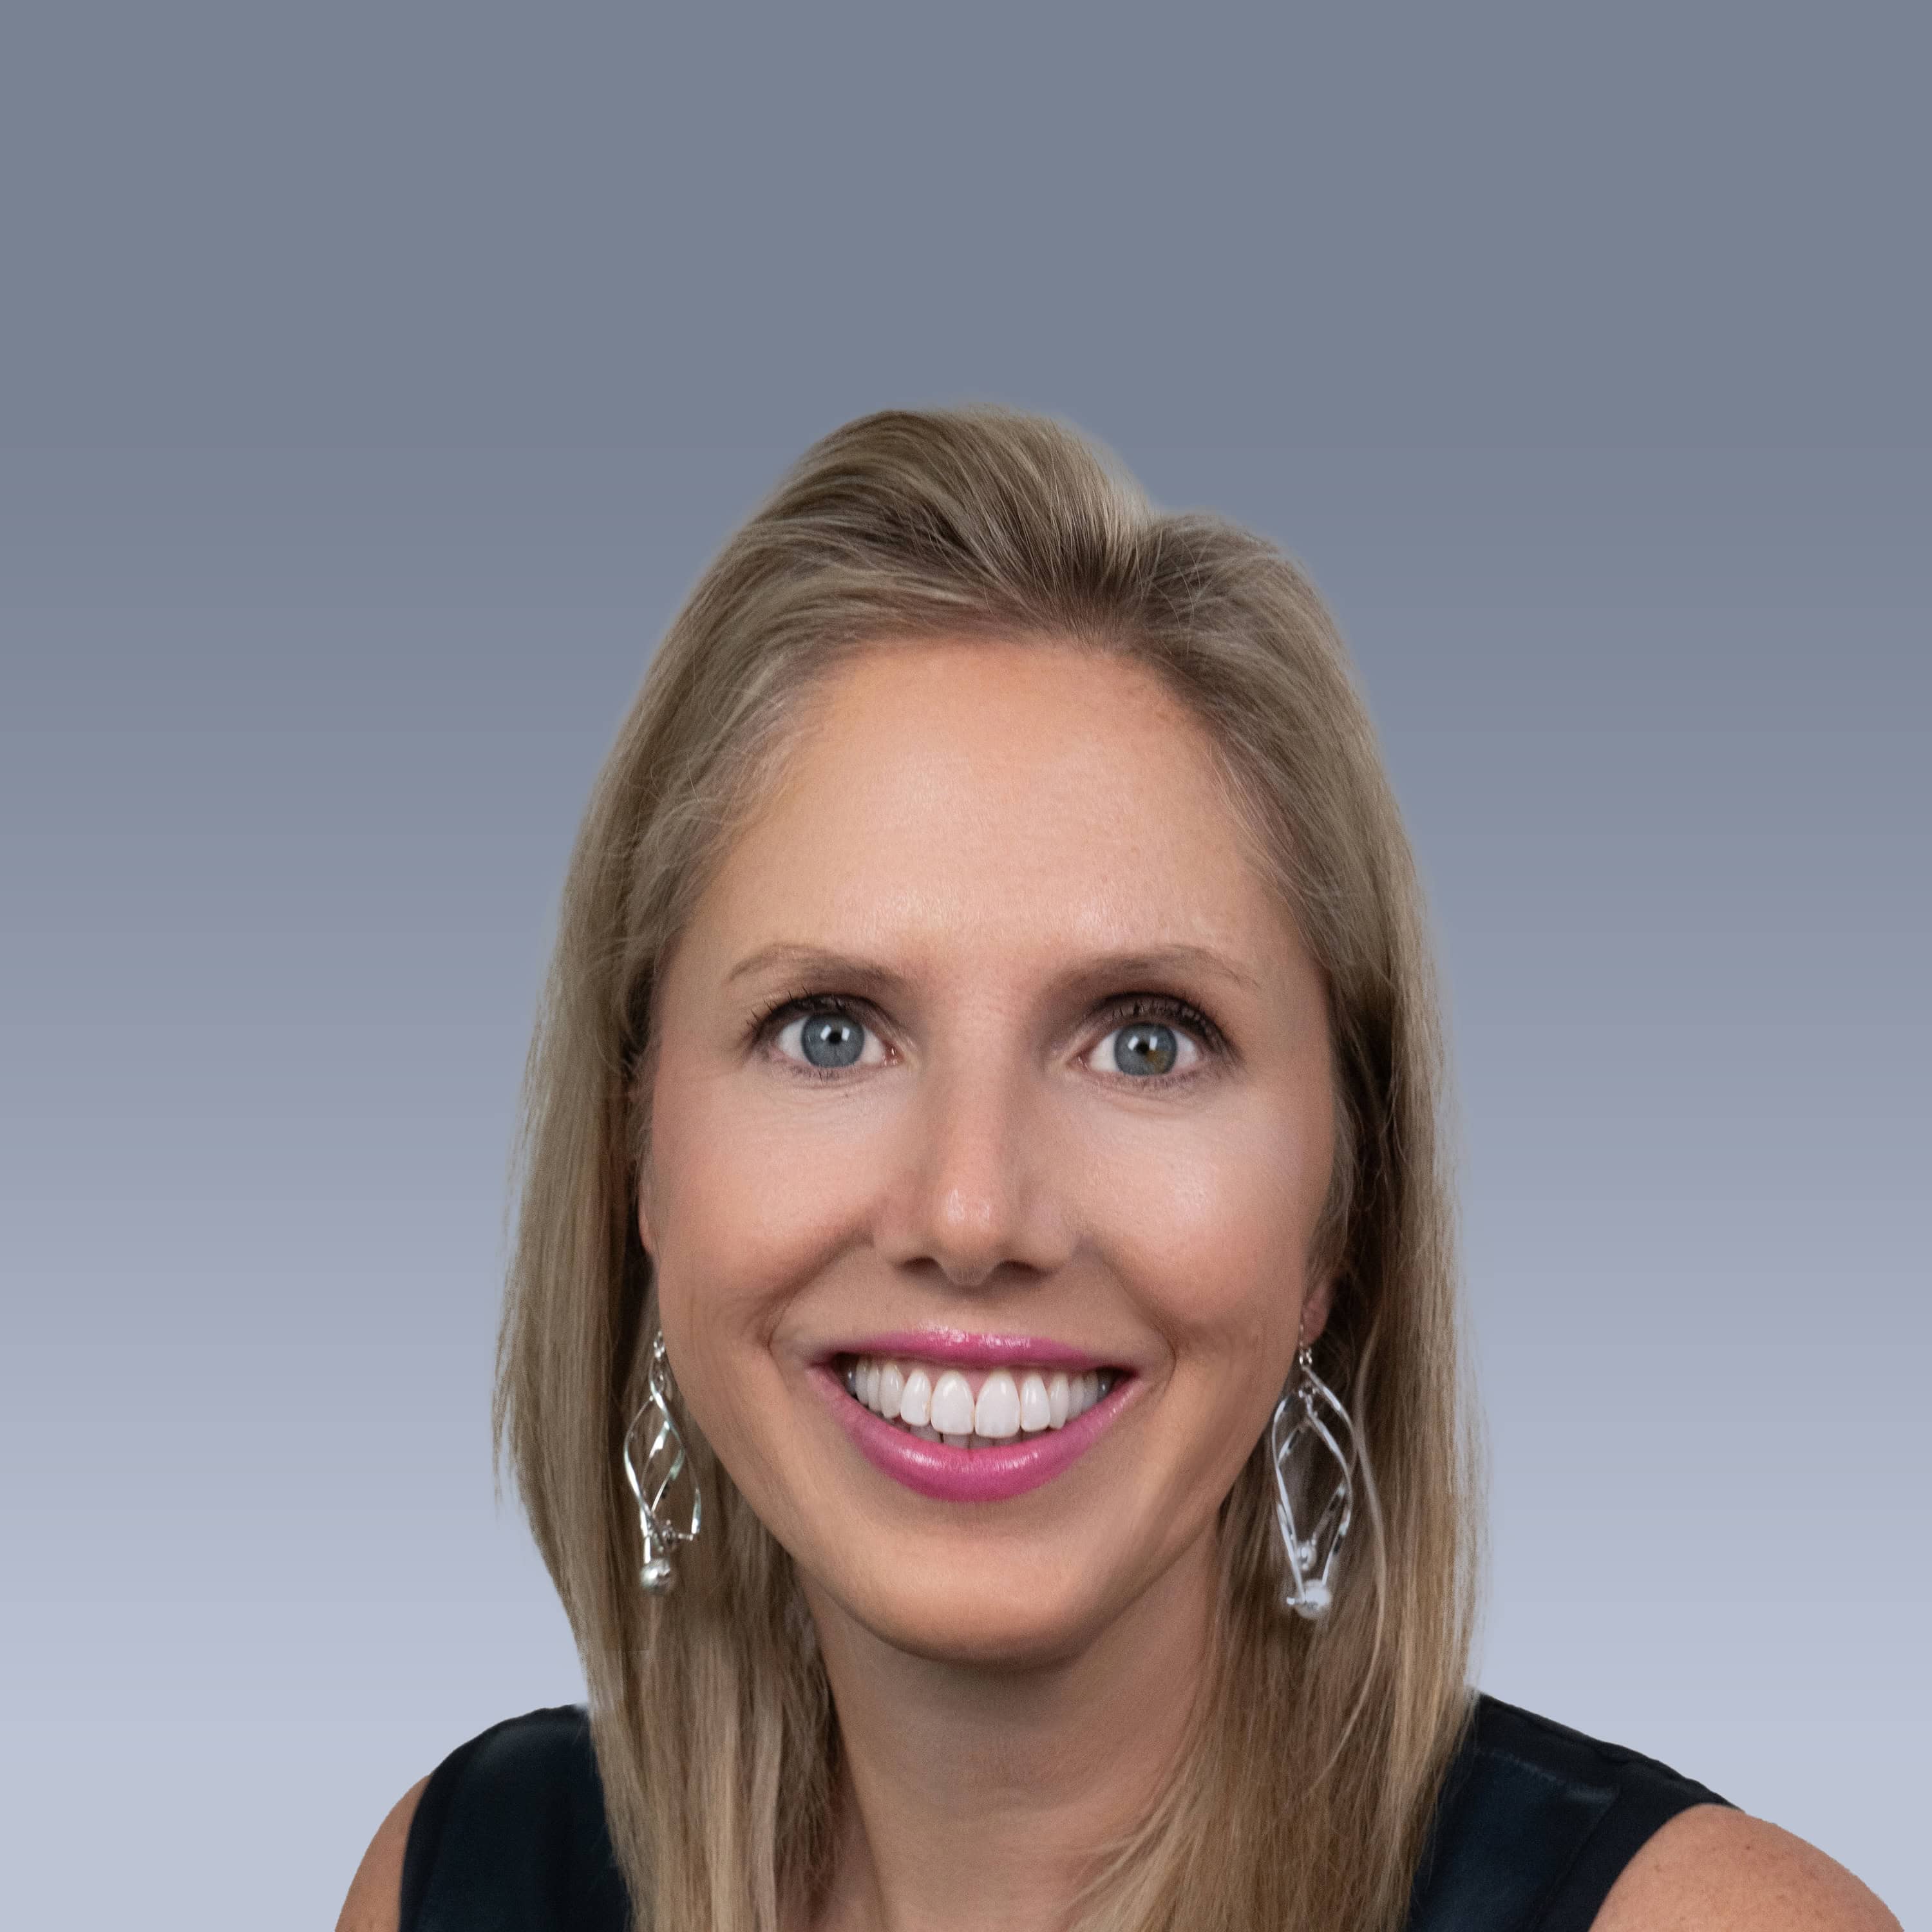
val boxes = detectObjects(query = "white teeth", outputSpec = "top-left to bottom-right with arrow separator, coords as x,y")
1048,1371 -> 1070,1429
1019,1372 -> 1051,1433
929,1370 -> 976,1437
973,1370 -> 1021,1439
846,1355 -> 1122,1443
897,1367 -> 932,1428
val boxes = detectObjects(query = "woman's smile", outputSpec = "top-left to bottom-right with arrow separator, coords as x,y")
815,1350 -> 1139,1503
837,1351 -> 1122,1441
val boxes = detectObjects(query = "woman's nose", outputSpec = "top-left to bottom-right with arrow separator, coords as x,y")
870,1054 -> 1073,1291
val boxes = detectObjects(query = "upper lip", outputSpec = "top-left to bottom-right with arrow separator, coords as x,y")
819,1328 -> 1127,1372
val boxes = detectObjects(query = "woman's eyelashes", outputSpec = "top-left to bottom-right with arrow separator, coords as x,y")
759,994 -> 891,1079
749,990 -> 1228,1086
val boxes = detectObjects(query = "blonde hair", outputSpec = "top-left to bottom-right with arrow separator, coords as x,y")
495,408 -> 1484,1931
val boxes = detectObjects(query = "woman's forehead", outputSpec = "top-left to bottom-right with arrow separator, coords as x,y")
755,639 -> 1231,846
681,639 -> 1305,992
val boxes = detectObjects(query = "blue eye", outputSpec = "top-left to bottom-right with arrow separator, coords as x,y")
794,1008 -> 866,1070
759,995 -> 888,1079
1088,996 -> 1221,1083
753,990 -> 1226,1085
1103,1018 -> 1188,1078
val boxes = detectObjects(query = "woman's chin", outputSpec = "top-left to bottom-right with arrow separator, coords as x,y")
806,1562 -> 1122,1672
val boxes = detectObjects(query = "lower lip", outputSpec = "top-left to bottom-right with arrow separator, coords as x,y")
810,1364 -> 1137,1503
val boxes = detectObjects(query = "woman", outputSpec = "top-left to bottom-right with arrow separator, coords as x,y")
339,409 -> 1897,1931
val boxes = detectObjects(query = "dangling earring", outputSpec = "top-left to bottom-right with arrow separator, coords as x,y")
622,1327 -> 703,1593
1269,1325 -> 1356,1620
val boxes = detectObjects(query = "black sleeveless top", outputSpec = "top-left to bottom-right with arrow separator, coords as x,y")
399,1694 -> 1730,1931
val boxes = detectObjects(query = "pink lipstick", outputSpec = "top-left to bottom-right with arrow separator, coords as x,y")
827,1328 -> 1113,1372
810,1356 -> 1138,1504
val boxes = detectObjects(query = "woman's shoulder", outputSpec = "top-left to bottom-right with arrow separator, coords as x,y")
336,1705 -> 628,1932
1595,1804 -> 1899,1932
337,1772 -> 431,1932
1410,1694 -> 1897,1932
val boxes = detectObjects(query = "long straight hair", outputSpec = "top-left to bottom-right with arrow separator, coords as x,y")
495,408 -> 1484,1931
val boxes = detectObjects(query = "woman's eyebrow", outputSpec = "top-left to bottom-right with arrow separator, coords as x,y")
723,941 -> 1261,999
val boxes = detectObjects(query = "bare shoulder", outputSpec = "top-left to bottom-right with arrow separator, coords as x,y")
1593,1803 -> 1900,1932
335,1776 -> 431,1932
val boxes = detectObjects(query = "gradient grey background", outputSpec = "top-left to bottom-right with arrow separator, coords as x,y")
3,6 -> 1926,1927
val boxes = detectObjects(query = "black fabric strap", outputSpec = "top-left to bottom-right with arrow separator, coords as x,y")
399,1705 -> 630,1932
398,1718 -> 495,1930
1512,1704 -> 1732,1932
1405,1696 -> 1732,1932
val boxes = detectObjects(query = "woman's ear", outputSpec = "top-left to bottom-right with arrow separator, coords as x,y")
636,1157 -> 657,1260
641,1136 -> 665,1260
1300,1276 -> 1336,1347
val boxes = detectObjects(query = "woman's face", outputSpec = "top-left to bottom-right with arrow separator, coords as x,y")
641,639 -> 1336,1665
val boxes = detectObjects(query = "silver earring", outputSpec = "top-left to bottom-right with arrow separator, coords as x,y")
1269,1337 -> 1355,1620
622,1328 -> 702,1593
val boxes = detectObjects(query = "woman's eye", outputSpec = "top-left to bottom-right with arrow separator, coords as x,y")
761,994 -> 1220,1084
768,1001 -> 889,1075
1089,1016 -> 1205,1081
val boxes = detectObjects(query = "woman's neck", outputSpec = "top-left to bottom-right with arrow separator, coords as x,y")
802,1529 -> 1220,1932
